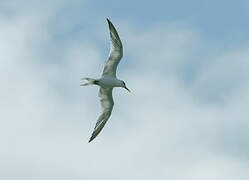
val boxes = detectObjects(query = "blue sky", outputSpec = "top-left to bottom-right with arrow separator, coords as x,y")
49,0 -> 249,43
1,0 -> 249,179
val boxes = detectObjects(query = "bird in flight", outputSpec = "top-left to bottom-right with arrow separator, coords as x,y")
81,18 -> 130,143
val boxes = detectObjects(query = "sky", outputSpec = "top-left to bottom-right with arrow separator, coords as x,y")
1,0 -> 249,179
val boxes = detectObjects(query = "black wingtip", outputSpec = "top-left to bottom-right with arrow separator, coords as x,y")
88,134 -> 95,143
106,18 -> 111,26
88,137 -> 94,143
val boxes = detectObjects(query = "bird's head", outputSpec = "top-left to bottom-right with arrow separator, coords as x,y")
121,81 -> 130,92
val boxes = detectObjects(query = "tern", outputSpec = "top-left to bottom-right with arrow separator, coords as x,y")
81,18 -> 130,143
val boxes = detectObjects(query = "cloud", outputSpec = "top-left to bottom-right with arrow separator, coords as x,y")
0,2 -> 249,180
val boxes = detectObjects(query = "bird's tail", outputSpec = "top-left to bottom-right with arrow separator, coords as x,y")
81,78 -> 97,86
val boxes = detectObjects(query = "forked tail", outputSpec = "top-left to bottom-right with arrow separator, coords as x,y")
81,78 -> 97,86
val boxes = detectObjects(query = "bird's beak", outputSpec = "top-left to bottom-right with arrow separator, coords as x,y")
124,86 -> 131,92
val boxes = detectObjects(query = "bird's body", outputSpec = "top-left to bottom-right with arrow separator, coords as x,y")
97,76 -> 124,88
81,19 -> 130,142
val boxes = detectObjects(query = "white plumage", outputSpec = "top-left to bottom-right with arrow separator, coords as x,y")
81,18 -> 130,142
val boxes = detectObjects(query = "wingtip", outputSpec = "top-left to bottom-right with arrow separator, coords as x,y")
106,18 -> 111,26
88,138 -> 94,143
88,134 -> 96,143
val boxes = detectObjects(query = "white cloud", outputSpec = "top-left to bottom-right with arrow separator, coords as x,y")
190,46 -> 249,103
0,2 -> 249,180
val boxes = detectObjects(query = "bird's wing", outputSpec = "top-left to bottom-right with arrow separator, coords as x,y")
88,87 -> 114,142
102,18 -> 123,78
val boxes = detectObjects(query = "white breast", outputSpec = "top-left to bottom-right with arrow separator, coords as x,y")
98,76 -> 122,88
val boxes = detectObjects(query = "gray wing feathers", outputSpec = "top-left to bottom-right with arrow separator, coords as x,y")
102,19 -> 123,77
88,88 -> 114,142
